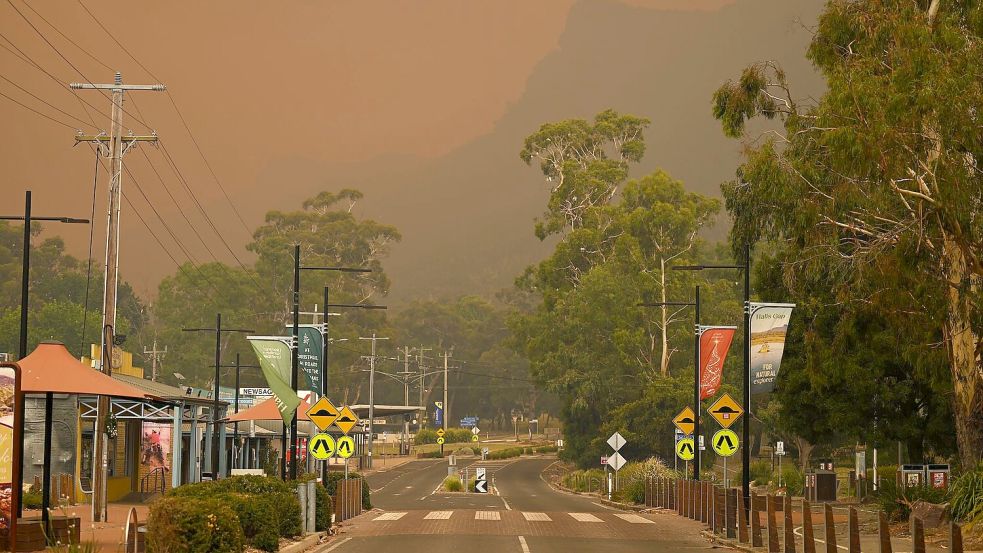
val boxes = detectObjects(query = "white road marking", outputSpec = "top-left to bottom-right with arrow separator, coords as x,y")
320,537 -> 352,552
591,502 -> 617,510
476,511 -> 501,520
424,510 -> 453,520
502,495 -> 512,510
372,512 -> 407,521
568,512 -> 603,522
614,513 -> 655,524
518,536 -> 531,553
793,525 -> 849,551
522,512 -> 552,522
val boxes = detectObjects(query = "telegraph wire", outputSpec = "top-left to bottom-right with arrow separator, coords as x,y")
0,88 -> 76,129
78,150 -> 99,357
0,71 -> 94,128
74,0 -> 254,237
19,0 -> 114,72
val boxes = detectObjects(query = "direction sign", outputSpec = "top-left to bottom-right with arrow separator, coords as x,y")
608,451 -> 626,471
707,393 -> 744,429
476,468 -> 486,480
472,426 -> 480,435
306,397 -> 341,432
335,405 -> 359,435
336,435 -> 356,459
308,433 -> 336,460
607,431 -> 626,452
776,441 -> 785,456
711,429 -> 739,457
676,437 -> 695,461
475,480 -> 488,493
471,435 -> 479,442
436,437 -> 445,445
673,407 -> 696,436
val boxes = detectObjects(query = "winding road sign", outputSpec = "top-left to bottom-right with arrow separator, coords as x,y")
673,407 -> 696,436
309,433 -> 336,460
708,393 -> 744,429
676,437 -> 695,461
711,429 -> 739,457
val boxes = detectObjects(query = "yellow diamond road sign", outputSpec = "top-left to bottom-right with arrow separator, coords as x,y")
676,437 -> 695,461
708,393 -> 744,429
309,433 -> 336,461
712,429 -> 739,457
436,428 -> 446,437
336,435 -> 356,459
673,407 -> 696,436
335,405 -> 359,435
306,397 -> 340,432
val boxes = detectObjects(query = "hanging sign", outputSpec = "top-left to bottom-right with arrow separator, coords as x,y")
247,337 -> 301,425
286,325 -> 323,397
699,326 -> 736,399
749,303 -> 796,394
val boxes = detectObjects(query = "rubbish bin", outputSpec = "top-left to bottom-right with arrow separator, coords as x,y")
927,464 -> 950,489
899,464 -> 925,488
812,470 -> 837,502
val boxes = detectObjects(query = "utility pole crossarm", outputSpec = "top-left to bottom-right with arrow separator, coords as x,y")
70,82 -> 165,91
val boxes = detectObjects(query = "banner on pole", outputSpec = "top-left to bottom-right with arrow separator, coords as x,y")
295,325 -> 323,397
248,337 -> 301,424
699,326 -> 736,399
749,303 -> 795,394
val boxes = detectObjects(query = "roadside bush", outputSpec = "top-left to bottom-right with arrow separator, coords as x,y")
22,490 -> 42,510
447,428 -> 473,443
146,496 -> 244,553
780,465 -> 805,496
562,469 -> 606,493
443,475 -> 463,492
324,471 -> 372,510
536,445 -> 559,454
415,428 -> 438,445
418,450 -> 444,459
750,460 -> 772,486
487,447 -> 523,460
949,466 -> 983,521
876,477 -> 949,521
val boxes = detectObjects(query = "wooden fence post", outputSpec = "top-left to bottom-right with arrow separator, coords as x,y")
878,510 -> 893,553
767,494 -> 780,553
751,492 -> 763,547
784,495 -> 795,553
802,498 -> 816,553
910,515 -> 925,553
726,488 -> 737,539
824,503 -> 837,553
950,521 -> 963,553
849,507 -> 861,553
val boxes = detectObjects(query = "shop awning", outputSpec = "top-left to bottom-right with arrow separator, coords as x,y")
18,341 -> 152,399
226,395 -> 314,422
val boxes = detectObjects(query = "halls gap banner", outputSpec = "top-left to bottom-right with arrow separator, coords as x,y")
749,303 -> 795,395
247,336 -> 301,424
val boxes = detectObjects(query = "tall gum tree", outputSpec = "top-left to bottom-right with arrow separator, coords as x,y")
712,0 -> 983,467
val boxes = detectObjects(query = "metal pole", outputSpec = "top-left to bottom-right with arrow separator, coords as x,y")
291,245 -> 300,480
213,313 -> 222,477
442,351 -> 449,455
367,334 -> 377,468
403,347 -> 410,456
694,285 -> 701,480
234,354 -> 240,469
16,191 -> 29,519
321,287 -> 329,485
742,244 -> 752,511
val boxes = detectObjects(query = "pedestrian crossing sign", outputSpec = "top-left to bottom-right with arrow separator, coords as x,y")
711,429 -> 739,457
336,435 -> 356,459
676,437 -> 695,461
308,433 -> 336,461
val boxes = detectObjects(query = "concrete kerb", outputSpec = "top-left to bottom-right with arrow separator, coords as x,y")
279,531 -> 328,553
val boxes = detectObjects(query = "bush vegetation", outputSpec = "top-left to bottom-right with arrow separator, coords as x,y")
146,497 -> 244,553
414,428 -> 473,445
947,465 -> 983,521
487,447 -> 523,460
443,475 -> 463,492
324,471 -> 372,510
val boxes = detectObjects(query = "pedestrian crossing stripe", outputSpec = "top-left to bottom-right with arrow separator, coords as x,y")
522,512 -> 552,521
614,513 -> 655,524
423,511 -> 453,520
568,513 -> 603,522
475,511 -> 500,520
372,512 -> 407,521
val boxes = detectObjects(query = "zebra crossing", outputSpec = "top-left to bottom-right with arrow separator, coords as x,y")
371,510 -> 656,524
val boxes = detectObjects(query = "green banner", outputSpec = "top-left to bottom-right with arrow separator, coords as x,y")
290,325 -> 323,397
247,337 -> 301,425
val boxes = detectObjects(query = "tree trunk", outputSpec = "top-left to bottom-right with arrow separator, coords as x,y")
659,257 -> 670,377
942,235 -> 983,469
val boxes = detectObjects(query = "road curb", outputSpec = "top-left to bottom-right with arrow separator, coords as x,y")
700,530 -> 757,553
279,531 -> 327,553
541,469 -> 648,512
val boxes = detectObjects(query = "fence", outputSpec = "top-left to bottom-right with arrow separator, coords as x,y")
334,478 -> 363,523
644,477 -> 966,553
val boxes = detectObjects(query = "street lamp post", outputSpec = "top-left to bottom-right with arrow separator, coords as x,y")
1,190 -> 88,524
673,244 -> 752,508
640,285 -> 702,480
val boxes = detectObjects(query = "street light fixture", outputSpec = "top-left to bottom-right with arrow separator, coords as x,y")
1,190 -> 89,523
672,244 -> 752,509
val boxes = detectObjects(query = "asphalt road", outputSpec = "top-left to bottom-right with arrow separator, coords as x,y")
317,456 -> 730,553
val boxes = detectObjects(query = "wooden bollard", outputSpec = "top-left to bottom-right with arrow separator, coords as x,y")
802,498 -> 816,553
726,488 -> 737,539
703,482 -> 710,524
824,503 -> 837,553
849,507 -> 861,553
911,515 -> 925,553
950,521 -> 963,553
734,489 -> 750,543
878,510 -> 892,553
784,495 -> 795,553
767,495 -> 780,553
677,480 -> 683,516
751,492 -> 764,547
700,482 -> 707,523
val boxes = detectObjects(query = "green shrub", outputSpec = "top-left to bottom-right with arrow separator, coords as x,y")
324,471 -> 372,510
876,477 -> 949,521
314,482 -> 332,531
780,465 -> 805,496
415,428 -> 438,445
751,460 -> 772,486
949,466 -> 983,521
418,450 -> 444,459
487,447 -> 523,460
443,475 -> 463,492
147,496 -> 244,553
536,445 -> 559,454
22,490 -> 42,509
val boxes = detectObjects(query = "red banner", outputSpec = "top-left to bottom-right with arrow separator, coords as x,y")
700,327 -> 735,399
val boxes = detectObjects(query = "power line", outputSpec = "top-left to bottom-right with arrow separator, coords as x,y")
19,0 -> 113,72
0,88 -> 76,129
74,0 -> 254,237
0,71 -> 93,128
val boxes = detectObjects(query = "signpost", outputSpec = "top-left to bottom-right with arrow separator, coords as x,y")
606,432 -> 627,499
475,467 -> 487,493
676,437 -> 695,461
776,441 -> 786,488
308,433 -> 336,461
335,406 -> 359,435
471,426 -> 480,443
673,407 -> 696,436
707,393 -> 744,429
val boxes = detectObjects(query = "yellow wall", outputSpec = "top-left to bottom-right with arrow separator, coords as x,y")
82,344 -> 146,378
106,477 -> 130,502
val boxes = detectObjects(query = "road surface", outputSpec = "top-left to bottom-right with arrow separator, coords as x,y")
315,456 -> 729,552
